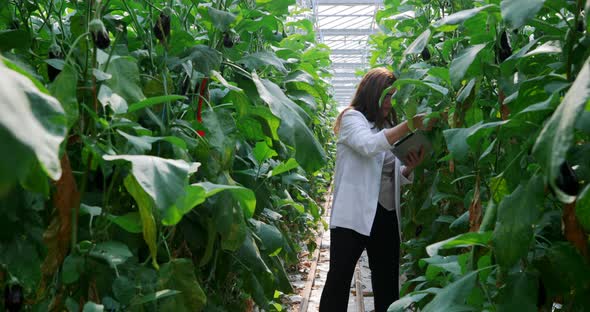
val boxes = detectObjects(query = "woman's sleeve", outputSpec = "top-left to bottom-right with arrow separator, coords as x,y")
338,111 -> 393,157
399,164 -> 414,185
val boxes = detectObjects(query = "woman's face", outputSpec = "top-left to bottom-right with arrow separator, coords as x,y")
381,90 -> 395,117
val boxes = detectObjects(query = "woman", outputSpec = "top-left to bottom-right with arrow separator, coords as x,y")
319,68 -> 430,312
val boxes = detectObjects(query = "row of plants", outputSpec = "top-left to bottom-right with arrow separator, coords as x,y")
0,0 -> 337,311
368,0 -> 590,310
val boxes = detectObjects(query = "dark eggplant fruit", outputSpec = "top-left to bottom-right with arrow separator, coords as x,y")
421,47 -> 431,60
154,12 -> 171,42
4,284 -> 24,312
223,32 -> 234,48
89,19 -> 110,49
555,161 -> 579,196
47,44 -> 63,82
498,30 -> 512,62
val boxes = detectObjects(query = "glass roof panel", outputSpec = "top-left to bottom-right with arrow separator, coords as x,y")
312,0 -> 383,107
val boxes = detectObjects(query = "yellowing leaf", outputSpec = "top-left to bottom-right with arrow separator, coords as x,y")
124,175 -> 159,270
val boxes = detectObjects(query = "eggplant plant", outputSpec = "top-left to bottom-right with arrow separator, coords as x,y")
370,0 -> 590,311
0,0 -> 336,311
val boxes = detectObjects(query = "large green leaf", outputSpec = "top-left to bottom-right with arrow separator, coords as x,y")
238,230 -> 272,275
196,182 -> 256,219
270,158 -> 299,177
533,59 -> 590,203
0,30 -> 31,51
239,52 -> 288,74
422,269 -> 479,312
89,241 -> 133,269
501,0 -> 546,29
178,45 -> 222,75
433,4 -> 497,29
158,259 -> 207,311
576,185 -> 590,232
124,175 -> 160,270
249,219 -> 284,255
103,155 -> 200,213
0,59 -> 66,188
106,57 -> 145,103
49,64 -> 78,128
205,7 -> 236,32
450,44 -> 487,86
393,78 -> 449,95
443,121 -> 509,161
493,176 -> 544,269
496,271 -> 538,312
252,72 -> 326,173
127,95 -> 187,113
388,293 -> 429,312
426,232 -> 492,257
404,29 -> 431,56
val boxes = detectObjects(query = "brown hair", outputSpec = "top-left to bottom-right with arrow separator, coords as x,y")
334,67 -> 397,134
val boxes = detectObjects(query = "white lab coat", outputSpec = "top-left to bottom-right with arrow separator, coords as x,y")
329,109 -> 413,237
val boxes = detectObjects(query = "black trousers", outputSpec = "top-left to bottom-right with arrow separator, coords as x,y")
319,204 -> 400,312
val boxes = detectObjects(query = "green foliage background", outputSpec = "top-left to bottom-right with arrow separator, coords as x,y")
368,0 -> 590,311
0,0 -> 337,311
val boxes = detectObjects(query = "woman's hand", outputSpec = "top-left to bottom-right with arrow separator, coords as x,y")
402,146 -> 425,177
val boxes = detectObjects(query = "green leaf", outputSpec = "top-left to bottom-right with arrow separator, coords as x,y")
103,155 -> 200,213
98,85 -> 128,114
240,52 -> 288,74
82,302 -> 104,312
496,271 -> 538,312
250,219 -> 284,255
256,0 -> 295,15
404,29 -> 431,56
178,45 -> 222,75
426,232 -> 492,257
493,176 -> 544,268
127,95 -> 187,113
0,59 -> 67,188
443,121 -> 508,161
130,289 -> 181,306
576,185 -> 590,232
388,293 -> 429,312
196,182 -> 256,219
422,270 -> 480,312
270,158 -> 299,177
533,59 -> 590,203
0,30 -> 31,51
105,57 -> 145,103
62,254 -> 84,284
124,175 -> 159,270
206,7 -> 236,32
501,0 -> 546,29
252,72 -> 326,173
450,44 -> 487,86
107,212 -> 142,234
433,4 -> 497,29
162,184 -> 207,226
89,241 -> 133,269
117,130 -> 187,153
393,78 -> 449,95
49,64 -> 79,128
238,230 -> 272,275
253,141 -> 278,163
158,259 -> 207,311
285,70 -> 316,85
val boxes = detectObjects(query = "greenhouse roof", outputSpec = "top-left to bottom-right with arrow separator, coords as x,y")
313,0 -> 383,108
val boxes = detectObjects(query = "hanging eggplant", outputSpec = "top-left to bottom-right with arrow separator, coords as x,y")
89,19 -> 110,49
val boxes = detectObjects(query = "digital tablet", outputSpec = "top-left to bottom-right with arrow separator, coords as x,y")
390,131 -> 432,164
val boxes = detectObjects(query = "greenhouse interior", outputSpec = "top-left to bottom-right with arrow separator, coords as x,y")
1,0 -> 589,311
